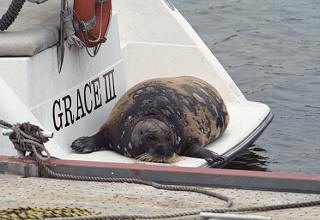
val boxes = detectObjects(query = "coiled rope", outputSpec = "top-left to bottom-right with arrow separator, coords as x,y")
48,200 -> 320,220
0,119 -> 319,220
0,0 -> 26,31
1,120 -> 50,160
0,119 -> 232,218
0,207 -> 100,220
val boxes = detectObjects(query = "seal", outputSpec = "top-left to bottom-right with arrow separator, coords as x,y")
71,76 -> 229,164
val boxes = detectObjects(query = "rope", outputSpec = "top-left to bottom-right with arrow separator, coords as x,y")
0,120 -> 50,159
0,207 -> 100,219
48,200 -> 320,220
2,121 -> 230,219
0,0 -> 26,31
1,119 -> 319,220
61,5 -> 83,48
0,119 -> 232,218
0,119 -> 12,129
72,1 -> 107,57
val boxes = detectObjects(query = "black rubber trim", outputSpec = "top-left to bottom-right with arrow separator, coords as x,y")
205,111 -> 274,168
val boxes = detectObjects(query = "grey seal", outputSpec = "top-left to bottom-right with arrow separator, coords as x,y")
71,76 -> 229,164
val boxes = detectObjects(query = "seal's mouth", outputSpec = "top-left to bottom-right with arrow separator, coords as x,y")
136,153 -> 180,163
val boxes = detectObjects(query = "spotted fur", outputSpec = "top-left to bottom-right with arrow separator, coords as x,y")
71,76 -> 229,163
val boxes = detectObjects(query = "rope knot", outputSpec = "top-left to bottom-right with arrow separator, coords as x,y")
8,122 -> 51,160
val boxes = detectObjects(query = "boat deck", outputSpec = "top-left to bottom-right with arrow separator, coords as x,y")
1,174 -> 319,220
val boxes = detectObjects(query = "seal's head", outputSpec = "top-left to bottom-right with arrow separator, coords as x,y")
131,118 -> 177,163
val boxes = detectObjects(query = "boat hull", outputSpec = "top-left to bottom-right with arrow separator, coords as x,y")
0,0 -> 273,168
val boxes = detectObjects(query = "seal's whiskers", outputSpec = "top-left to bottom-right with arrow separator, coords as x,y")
166,153 -> 181,163
136,153 -> 180,163
136,153 -> 154,162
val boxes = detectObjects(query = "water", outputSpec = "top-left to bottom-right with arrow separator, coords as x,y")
172,0 -> 320,174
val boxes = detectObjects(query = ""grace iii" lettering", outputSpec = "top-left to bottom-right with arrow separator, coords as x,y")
52,69 -> 116,131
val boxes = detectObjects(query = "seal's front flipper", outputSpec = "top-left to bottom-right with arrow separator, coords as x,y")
71,132 -> 108,154
182,144 -> 224,163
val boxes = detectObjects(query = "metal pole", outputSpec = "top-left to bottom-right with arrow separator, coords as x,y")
57,0 -> 67,73
200,213 -> 272,220
2,128 -> 53,138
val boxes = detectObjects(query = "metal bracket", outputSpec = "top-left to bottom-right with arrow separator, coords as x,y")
57,0 -> 66,73
200,212 -> 272,220
2,128 -> 53,138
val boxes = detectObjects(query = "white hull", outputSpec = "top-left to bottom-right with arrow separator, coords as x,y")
0,0 -> 272,167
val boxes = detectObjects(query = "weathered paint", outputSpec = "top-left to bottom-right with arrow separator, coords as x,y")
1,156 -> 319,193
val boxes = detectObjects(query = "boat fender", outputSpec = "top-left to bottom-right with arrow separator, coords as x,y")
73,0 -> 112,48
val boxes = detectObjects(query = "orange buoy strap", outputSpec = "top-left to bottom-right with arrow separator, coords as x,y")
85,1 -> 108,44
73,16 -> 96,32
73,0 -> 112,48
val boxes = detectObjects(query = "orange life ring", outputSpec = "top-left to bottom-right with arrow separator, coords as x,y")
73,0 -> 112,48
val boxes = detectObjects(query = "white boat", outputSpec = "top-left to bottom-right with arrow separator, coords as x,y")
0,0 -> 273,168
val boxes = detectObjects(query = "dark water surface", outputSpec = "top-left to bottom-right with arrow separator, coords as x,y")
172,0 -> 320,174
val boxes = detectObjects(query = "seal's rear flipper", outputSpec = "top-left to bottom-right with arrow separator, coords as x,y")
182,144 -> 224,163
71,132 -> 109,154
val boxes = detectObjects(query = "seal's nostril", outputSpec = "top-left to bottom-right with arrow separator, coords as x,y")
148,135 -> 156,141
149,145 -> 174,158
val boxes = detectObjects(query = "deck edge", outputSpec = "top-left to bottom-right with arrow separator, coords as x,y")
1,155 -> 319,194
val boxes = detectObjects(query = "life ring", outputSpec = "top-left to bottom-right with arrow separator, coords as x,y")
73,0 -> 112,48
